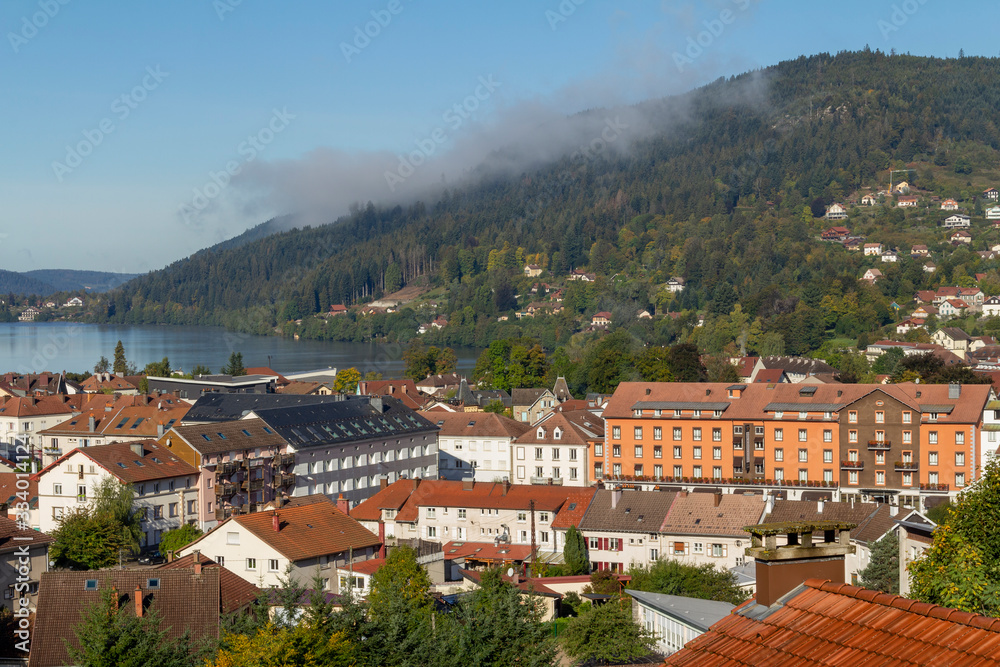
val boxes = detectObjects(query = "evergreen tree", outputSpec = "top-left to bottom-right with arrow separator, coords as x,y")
365,546 -> 437,666
221,352 -> 246,377
112,340 -> 128,375
859,532 -> 899,594
563,525 -> 590,575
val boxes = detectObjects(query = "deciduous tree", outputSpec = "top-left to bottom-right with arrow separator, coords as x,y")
560,598 -> 655,665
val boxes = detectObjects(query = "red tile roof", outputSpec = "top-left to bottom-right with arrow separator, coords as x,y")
219,503 -> 381,562
0,515 -> 51,553
659,492 -> 766,537
442,541 -> 532,562
37,440 -> 199,484
350,479 -> 595,529
664,578 -> 1000,666
418,411 -> 530,439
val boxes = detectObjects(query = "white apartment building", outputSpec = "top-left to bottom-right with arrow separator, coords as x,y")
511,410 -> 602,486
422,411 -> 529,482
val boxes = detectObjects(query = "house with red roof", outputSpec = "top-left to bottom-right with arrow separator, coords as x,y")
35,440 -> 200,545
80,372 -> 141,394
176,495 -> 381,591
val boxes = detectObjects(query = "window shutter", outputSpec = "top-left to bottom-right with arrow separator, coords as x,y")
723,545 -> 728,558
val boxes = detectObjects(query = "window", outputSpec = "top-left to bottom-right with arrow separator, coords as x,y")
458,508 -> 466,519
693,428 -> 702,441
553,467 -> 562,479
552,448 -> 560,460
653,427 -> 662,440
650,548 -> 658,561
956,452 -> 965,467
246,558 -> 256,570
673,465 -> 682,477
632,464 -> 641,477
848,411 -> 857,423
693,543 -> 704,554
612,426 -> 621,439
693,446 -> 702,460
654,446 -> 662,459
903,472 -> 912,486
634,427 -> 643,440
77,485 -> 86,502
798,429 -> 807,442
654,464 -> 663,477
711,544 -> 725,558
876,470 -> 885,485
535,467 -> 543,478
427,526 -> 437,538
673,427 -> 682,441
734,425 -> 743,435
634,445 -> 643,458
956,472 -> 966,487
52,507 -> 63,520
823,449 -> 833,463
153,506 -> 162,519
755,425 -> 764,436
774,468 -> 784,481
903,430 -> 912,444
823,430 -> 832,443
754,440 -> 764,451
713,446 -> 721,460
929,431 -> 938,444
268,559 -> 279,572
594,443 -> 603,456
929,452 -> 939,466
713,428 -> 722,442
613,445 -> 621,457
427,508 -> 436,519
798,469 -> 808,483
876,451 -> 885,465
673,542 -> 686,555
53,483 -> 62,495
589,537 -> 600,549
673,446 -> 682,459
798,449 -> 808,462
713,466 -> 722,478
693,465 -> 702,478
517,512 -> 527,522
613,463 -> 622,476
849,471 -> 858,484
570,468 -> 578,480
535,448 -> 543,460
903,411 -> 911,424
774,448 -> 783,462
774,428 -> 783,441
849,430 -> 858,443
902,450 -> 913,464
875,411 -> 884,424
956,432 -> 965,445
848,449 -> 859,462
929,472 -> 939,485
227,532 -> 240,545
823,469 -> 833,483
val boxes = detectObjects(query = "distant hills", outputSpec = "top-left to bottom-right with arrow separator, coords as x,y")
0,269 -> 138,296
90,51 -> 1000,355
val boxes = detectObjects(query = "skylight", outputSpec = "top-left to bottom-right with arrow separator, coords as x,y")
262,427 -> 273,434
216,433 -> 227,439
117,462 -> 127,468
134,460 -> 145,467
241,429 -> 251,437
130,417 -> 145,430
151,457 -> 162,464
115,417 -> 130,429
202,434 -> 211,441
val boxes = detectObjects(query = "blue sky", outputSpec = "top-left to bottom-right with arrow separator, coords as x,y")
0,0 -> 990,274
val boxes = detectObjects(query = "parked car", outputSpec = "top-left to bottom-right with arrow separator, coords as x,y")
138,551 -> 166,565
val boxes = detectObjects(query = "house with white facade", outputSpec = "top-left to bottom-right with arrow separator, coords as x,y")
944,214 -> 972,229
665,277 -> 686,293
176,495 -> 381,591
986,206 -> 1000,220
657,491 -> 766,571
940,199 -> 959,211
425,411 -> 530,482
35,440 -> 200,547
577,488 -> 677,572
880,250 -> 898,263
350,478 -> 594,555
863,243 -> 883,256
984,296 -> 1000,318
824,203 -> 848,220
511,410 -> 602,487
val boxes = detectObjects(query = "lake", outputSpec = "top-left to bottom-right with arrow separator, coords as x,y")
0,323 -> 481,378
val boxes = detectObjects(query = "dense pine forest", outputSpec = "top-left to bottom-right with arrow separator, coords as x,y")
90,51 -> 1000,369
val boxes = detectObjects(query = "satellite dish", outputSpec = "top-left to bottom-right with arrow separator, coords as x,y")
506,567 -> 515,578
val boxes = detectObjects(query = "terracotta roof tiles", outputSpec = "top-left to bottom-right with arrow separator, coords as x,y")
418,411 -> 531,440
659,492 -> 766,537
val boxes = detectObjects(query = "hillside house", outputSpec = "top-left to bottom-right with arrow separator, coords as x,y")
861,268 -> 882,284
824,203 -> 848,220
860,193 -> 877,206
984,296 -> 1000,317
985,187 -> 999,201
665,277 -> 686,293
910,244 -> 929,257
944,214 -> 971,229
591,311 -> 612,327
862,243 -> 882,256
896,318 -> 926,334
893,181 -> 910,194
986,206 -> 1000,220
896,195 -> 918,207
950,229 -> 972,244
940,198 -> 959,210
523,264 -> 542,278
923,261 -> 937,273
938,299 -> 969,319
880,250 -> 898,263
821,226 -> 850,241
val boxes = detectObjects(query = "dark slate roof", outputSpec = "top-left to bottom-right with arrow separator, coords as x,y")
168,417 -> 288,455
511,388 -> 549,406
759,356 -> 838,375
253,395 -> 438,449
182,393 -> 345,423
578,489 -> 676,533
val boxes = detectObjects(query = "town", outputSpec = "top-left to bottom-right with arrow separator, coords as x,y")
0,355 -> 997,664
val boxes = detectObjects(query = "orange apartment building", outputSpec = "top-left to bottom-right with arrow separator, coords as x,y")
598,382 -> 991,509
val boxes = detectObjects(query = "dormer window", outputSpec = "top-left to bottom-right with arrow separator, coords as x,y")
554,428 -> 562,440
633,409 -> 642,417
537,428 -> 545,439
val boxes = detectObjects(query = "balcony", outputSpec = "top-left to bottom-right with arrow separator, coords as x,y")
867,440 -> 891,451
274,473 -> 295,487
529,477 -> 563,486
215,483 -> 235,497
275,454 -> 295,467
894,461 -> 919,472
841,460 -> 864,470
219,462 -> 238,475
919,482 -> 950,492
248,479 -> 264,492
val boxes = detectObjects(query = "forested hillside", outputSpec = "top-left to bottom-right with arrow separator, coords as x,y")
95,51 -> 1000,360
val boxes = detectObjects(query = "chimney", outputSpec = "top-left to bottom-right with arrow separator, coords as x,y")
949,383 -> 960,399
745,521 -> 856,607
275,494 -> 284,509
502,479 -> 511,496
193,550 -> 202,575
337,494 -> 350,516
272,512 -> 280,532
369,396 -> 384,413
157,423 -> 164,438
378,522 -> 386,558
889,503 -> 899,517
380,476 -> 388,490
411,478 -> 421,492
130,442 -> 144,457
713,492 -> 723,508
133,586 -> 143,618
817,500 -> 824,514
88,416 -> 95,432
611,488 -> 623,510
765,492 -> 775,516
